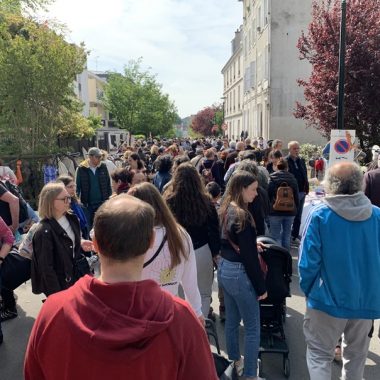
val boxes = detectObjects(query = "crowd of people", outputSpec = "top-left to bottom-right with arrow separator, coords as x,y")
0,136 -> 379,379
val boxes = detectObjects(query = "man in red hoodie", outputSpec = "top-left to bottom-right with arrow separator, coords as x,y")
24,195 -> 217,380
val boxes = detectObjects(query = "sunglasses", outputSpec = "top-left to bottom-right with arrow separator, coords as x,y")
55,196 -> 72,204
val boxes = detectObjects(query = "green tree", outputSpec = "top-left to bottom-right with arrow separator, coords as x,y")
0,9 -> 87,154
0,0 -> 51,13
104,59 -> 178,138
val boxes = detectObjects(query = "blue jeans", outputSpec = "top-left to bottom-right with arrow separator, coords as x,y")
292,192 -> 306,239
217,259 -> 260,377
269,215 -> 295,251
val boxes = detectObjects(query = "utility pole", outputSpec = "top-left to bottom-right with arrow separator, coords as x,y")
337,0 -> 347,130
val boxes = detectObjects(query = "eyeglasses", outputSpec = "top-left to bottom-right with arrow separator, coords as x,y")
55,196 -> 72,204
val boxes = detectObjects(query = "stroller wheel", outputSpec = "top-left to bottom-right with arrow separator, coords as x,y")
283,357 -> 290,378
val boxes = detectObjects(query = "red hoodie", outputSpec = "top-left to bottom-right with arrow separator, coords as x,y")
24,276 -> 217,380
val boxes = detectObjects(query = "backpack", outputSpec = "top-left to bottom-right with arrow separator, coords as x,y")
2,180 -> 29,223
273,182 -> 295,212
315,158 -> 324,172
201,162 -> 215,184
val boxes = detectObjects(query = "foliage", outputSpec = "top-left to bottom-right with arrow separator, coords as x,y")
188,127 -> 203,140
191,103 -> 224,136
0,0 -> 51,13
165,127 -> 177,139
0,9 -> 87,154
133,134 -> 146,141
191,107 -> 215,136
299,143 -> 322,161
295,0 -> 380,149
104,58 -> 178,138
87,114 -> 103,131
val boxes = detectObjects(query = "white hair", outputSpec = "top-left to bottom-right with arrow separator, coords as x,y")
323,163 -> 363,195
288,141 -> 299,149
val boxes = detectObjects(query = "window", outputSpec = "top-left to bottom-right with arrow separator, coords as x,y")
252,18 -> 256,43
257,53 -> 262,83
264,45 -> 269,80
238,57 -> 241,77
264,0 -> 268,25
238,85 -> 241,109
257,6 -> 262,31
244,67 -> 251,93
250,61 -> 256,89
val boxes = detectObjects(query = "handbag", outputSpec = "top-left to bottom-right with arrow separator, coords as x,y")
1,248 -> 31,290
73,254 -> 92,281
143,235 -> 167,268
222,214 -> 268,276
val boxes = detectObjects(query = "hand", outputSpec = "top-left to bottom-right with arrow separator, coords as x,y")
213,255 -> 221,267
257,242 -> 266,253
198,315 -> 205,327
257,292 -> 268,301
81,240 -> 94,252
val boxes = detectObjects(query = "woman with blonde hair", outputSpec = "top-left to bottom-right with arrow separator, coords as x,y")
31,182 -> 93,297
128,183 -> 203,322
218,171 -> 267,380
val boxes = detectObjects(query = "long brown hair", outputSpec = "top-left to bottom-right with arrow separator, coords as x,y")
128,182 -> 189,269
219,171 -> 257,232
163,163 -> 211,227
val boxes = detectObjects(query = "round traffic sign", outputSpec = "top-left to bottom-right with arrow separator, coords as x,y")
334,139 -> 350,154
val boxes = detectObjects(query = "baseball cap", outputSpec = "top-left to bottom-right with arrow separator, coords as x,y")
88,147 -> 102,157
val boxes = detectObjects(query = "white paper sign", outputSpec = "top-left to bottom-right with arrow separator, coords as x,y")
329,129 -> 356,166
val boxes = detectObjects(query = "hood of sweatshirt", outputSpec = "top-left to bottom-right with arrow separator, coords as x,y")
79,159 -> 105,169
61,276 -> 174,362
322,191 -> 372,221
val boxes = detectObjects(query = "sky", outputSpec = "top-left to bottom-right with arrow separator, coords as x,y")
36,0 -> 243,118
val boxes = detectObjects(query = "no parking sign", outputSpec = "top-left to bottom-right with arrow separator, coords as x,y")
329,129 -> 356,167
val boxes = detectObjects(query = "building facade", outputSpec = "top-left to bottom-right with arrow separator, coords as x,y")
221,27 -> 244,140
74,70 -> 126,151
225,0 -> 325,145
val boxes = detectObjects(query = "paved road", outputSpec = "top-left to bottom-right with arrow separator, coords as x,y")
1,247 -> 379,379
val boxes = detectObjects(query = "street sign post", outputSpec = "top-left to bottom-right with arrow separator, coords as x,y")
329,129 -> 356,166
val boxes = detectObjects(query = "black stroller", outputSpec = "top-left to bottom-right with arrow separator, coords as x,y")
256,236 -> 293,378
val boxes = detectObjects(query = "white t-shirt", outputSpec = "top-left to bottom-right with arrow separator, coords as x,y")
142,225 -> 202,317
57,215 -> 76,257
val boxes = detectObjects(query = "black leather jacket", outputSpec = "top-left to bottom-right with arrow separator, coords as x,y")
32,213 -> 82,296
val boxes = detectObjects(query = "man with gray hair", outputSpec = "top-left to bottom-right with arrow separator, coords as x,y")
299,162 -> 380,380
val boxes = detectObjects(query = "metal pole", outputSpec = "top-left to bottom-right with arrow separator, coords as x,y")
337,0 -> 347,130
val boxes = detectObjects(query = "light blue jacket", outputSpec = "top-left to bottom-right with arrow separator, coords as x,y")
299,192 -> 380,319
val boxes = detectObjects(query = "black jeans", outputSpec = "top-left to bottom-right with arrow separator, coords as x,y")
1,251 -> 31,310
